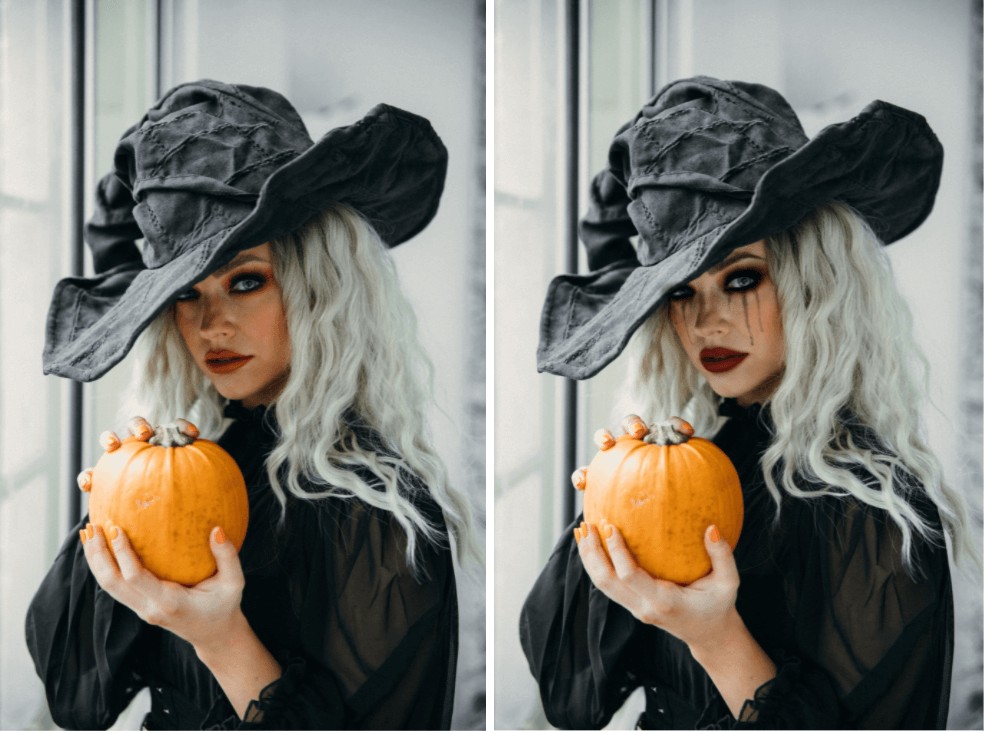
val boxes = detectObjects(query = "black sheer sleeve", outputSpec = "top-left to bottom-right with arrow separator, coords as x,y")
700,497 -> 953,729
205,494 -> 457,730
24,516 -> 151,729
519,514 -> 644,729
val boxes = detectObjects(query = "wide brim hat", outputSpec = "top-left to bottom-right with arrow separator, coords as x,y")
537,76 -> 943,380
44,79 -> 448,382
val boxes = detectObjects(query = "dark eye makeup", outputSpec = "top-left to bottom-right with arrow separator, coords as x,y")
667,266 -> 765,302
173,270 -> 269,303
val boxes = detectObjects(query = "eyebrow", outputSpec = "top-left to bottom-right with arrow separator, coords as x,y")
707,251 -> 767,274
212,253 -> 271,278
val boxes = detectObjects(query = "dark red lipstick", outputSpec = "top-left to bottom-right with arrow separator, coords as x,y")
700,347 -> 748,373
205,349 -> 253,374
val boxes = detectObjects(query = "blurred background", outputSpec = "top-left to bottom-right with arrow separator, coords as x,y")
494,0 -> 982,728
0,0 -> 485,729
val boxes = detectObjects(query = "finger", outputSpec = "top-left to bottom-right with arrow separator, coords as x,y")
601,522 -> 650,584
571,466 -> 588,491
621,414 -> 648,440
668,416 -> 694,437
208,527 -> 244,588
99,430 -> 122,452
82,524 -> 141,605
105,523 -> 160,591
576,522 -> 617,580
577,523 -> 641,609
703,524 -> 740,588
592,429 -> 616,450
77,468 -> 94,493
127,416 -> 154,441
175,418 -> 199,439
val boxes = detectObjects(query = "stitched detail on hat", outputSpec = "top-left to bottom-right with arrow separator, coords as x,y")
562,289 -> 581,341
721,147 -> 795,182
639,119 -> 769,171
148,122 -> 269,178
225,150 -> 297,187
140,200 -> 173,251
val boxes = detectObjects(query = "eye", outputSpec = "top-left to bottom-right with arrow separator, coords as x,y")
668,285 -> 694,301
724,269 -> 762,292
174,288 -> 199,302
230,272 -> 267,293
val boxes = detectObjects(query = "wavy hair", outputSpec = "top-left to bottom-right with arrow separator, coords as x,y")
122,206 -> 480,574
622,202 -> 978,573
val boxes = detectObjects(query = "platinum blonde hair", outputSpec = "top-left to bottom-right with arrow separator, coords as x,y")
623,202 -> 978,573
122,206 -> 480,574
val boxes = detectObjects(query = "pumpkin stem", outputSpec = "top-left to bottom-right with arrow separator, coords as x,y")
645,417 -> 694,446
148,423 -> 197,447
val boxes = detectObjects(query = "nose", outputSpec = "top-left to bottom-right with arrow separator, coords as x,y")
198,294 -> 235,339
690,290 -> 731,338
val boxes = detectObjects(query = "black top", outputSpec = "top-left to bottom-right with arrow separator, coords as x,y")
25,401 -> 458,730
520,400 -> 954,729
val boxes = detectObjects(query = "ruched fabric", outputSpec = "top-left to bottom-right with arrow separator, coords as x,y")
520,399 -> 953,729
26,401 -> 458,730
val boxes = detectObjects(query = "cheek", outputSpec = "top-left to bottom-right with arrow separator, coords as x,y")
667,305 -> 691,347
254,298 -> 291,363
173,307 -> 199,350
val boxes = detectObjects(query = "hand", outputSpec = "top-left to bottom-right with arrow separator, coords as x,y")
574,520 -> 741,654
80,521 -> 246,655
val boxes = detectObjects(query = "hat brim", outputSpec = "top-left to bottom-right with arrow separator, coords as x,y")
44,103 -> 448,382
538,99 -> 943,379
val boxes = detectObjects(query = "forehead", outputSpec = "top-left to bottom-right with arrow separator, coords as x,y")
210,243 -> 274,278
705,241 -> 768,275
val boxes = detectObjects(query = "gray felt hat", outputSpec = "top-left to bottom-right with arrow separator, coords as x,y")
537,76 -> 943,380
44,79 -> 448,382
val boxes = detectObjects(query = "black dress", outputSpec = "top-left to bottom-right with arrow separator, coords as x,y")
520,400 -> 954,729
25,401 -> 459,730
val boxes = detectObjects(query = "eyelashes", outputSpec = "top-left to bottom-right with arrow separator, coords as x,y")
174,270 -> 270,302
668,267 -> 765,301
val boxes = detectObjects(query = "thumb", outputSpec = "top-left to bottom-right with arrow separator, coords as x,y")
209,527 -> 244,584
704,524 -> 739,586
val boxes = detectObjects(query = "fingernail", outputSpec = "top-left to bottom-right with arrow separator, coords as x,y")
602,522 -> 614,540
580,521 -> 588,537
85,523 -> 94,541
709,525 -> 721,543
214,527 -> 227,544
79,529 -> 87,544
573,527 -> 582,543
107,524 -> 120,541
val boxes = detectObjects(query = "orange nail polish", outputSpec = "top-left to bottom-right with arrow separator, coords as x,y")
85,523 -> 94,541
107,524 -> 119,541
709,525 -> 721,543
215,527 -> 227,544
574,527 -> 582,543
79,529 -> 87,544
603,523 -> 614,540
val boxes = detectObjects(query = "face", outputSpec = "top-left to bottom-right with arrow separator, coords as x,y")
174,243 -> 291,408
667,241 -> 785,406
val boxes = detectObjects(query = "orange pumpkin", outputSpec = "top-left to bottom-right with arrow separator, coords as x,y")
85,420 -> 248,585
581,417 -> 742,584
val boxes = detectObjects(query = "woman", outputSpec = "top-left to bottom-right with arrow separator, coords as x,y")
26,80 -> 478,730
522,77 -> 977,728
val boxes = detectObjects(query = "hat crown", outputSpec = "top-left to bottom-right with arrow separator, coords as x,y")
609,77 -> 809,266
114,80 -> 314,268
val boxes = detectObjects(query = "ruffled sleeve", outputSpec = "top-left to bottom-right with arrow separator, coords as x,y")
205,492 -> 457,730
24,517 -> 151,729
519,515 -> 645,729
699,496 -> 953,729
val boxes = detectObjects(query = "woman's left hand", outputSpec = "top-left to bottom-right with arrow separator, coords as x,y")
575,520 -> 741,653
80,522 -> 246,654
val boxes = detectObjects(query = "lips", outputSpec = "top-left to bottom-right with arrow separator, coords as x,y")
699,347 -> 748,373
205,349 -> 253,374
